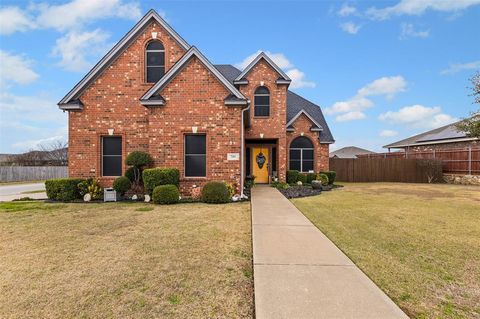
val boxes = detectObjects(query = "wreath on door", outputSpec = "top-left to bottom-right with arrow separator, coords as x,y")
256,151 -> 266,169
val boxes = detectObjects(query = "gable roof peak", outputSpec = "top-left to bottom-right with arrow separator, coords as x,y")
58,8 -> 190,108
234,51 -> 291,84
140,46 -> 247,106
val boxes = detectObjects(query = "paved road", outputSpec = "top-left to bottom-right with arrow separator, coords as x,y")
0,182 -> 46,201
251,186 -> 408,319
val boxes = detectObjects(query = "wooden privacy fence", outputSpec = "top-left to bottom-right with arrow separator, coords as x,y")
330,158 -> 443,183
357,147 -> 480,175
0,166 -> 67,182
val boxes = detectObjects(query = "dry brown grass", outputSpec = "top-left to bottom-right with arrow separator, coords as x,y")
0,201 -> 253,318
292,183 -> 480,319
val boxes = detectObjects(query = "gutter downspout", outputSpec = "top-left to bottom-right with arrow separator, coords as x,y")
240,101 -> 251,198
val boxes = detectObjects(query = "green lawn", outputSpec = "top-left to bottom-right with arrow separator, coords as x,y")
0,201 -> 253,318
292,183 -> 480,319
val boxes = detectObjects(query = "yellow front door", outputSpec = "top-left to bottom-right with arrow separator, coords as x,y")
252,147 -> 269,183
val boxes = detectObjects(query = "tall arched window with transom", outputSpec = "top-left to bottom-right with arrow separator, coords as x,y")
145,41 -> 165,83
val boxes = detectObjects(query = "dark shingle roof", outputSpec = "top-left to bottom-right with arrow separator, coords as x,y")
383,120 -> 473,149
214,64 -> 334,143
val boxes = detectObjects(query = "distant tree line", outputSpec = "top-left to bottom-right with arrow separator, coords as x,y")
1,141 -> 68,166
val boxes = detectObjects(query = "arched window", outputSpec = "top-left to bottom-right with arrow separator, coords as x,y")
145,40 -> 165,83
289,136 -> 314,172
254,86 -> 270,117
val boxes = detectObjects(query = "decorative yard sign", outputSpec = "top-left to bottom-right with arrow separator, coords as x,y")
227,153 -> 240,161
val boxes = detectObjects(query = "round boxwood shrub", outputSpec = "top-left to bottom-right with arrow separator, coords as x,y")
201,181 -> 231,204
113,176 -> 131,196
287,170 -> 299,184
152,184 -> 179,204
143,168 -> 180,194
317,173 -> 329,186
320,171 -> 336,185
297,173 -> 307,184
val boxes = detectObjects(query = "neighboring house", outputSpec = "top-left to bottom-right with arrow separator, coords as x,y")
384,120 -> 479,152
329,146 -> 375,159
58,9 -> 334,195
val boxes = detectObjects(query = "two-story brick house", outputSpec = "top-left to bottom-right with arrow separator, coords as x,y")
58,9 -> 334,196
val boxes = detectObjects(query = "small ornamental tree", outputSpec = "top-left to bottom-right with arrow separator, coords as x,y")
125,151 -> 153,190
456,72 -> 480,138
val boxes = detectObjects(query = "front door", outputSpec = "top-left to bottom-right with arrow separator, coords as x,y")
252,147 -> 269,183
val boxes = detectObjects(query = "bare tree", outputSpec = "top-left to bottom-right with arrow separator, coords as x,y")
456,72 -> 480,138
39,140 -> 68,165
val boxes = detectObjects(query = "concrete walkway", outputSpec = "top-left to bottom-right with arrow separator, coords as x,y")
251,186 -> 408,319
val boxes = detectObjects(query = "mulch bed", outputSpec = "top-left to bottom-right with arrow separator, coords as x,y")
278,185 -> 322,199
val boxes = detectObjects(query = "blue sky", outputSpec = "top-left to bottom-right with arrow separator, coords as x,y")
0,0 -> 479,153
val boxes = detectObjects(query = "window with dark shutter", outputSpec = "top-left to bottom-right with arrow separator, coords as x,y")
185,135 -> 206,177
254,86 -> 270,117
145,40 -> 165,83
102,136 -> 122,176
289,136 -> 314,172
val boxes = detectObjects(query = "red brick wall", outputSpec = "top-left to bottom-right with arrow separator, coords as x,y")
68,20 -> 242,195
240,59 -> 288,181
147,56 -> 242,195
286,114 -> 329,172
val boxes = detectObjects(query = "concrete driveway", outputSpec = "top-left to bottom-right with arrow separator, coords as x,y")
251,186 -> 408,319
0,182 -> 47,201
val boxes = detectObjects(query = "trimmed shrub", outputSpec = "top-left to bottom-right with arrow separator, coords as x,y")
201,181 -> 231,204
320,171 -> 336,185
125,151 -> 153,167
306,173 -> 317,184
113,176 -> 131,195
45,178 -> 84,201
125,167 -> 136,182
317,173 -> 329,186
125,151 -> 152,187
297,173 -> 307,184
143,168 -> 180,194
287,170 -> 299,184
152,184 -> 179,205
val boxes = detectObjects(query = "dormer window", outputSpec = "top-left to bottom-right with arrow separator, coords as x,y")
145,40 -> 165,83
254,86 -> 270,117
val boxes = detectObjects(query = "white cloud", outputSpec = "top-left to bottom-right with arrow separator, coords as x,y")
52,29 -> 111,72
325,96 -> 373,115
367,0 -> 480,20
338,4 -> 357,17
379,129 -> 398,137
357,76 -> 407,99
336,111 -> 366,122
326,76 -> 407,120
286,69 -> 316,89
33,0 -> 141,31
235,51 -> 315,89
0,6 -> 33,35
400,23 -> 430,39
379,104 -> 458,129
0,92 -> 67,152
441,60 -> 480,75
0,51 -> 39,87
340,22 -> 361,34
